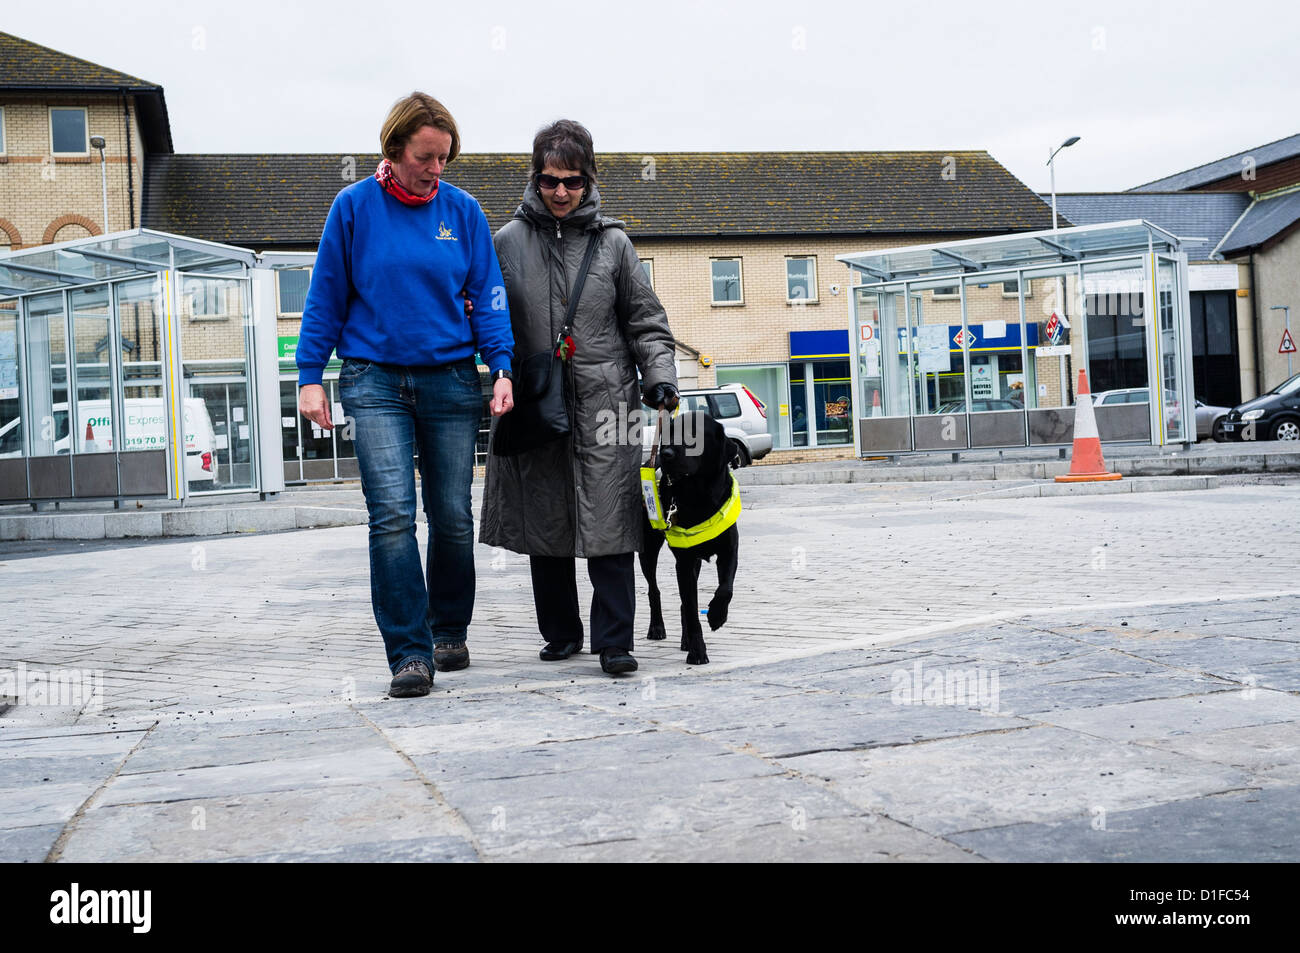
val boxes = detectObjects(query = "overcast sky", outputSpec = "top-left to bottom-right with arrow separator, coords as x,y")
7,0 -> 1297,193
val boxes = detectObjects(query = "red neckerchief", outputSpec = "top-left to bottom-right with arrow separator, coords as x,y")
374,159 -> 439,206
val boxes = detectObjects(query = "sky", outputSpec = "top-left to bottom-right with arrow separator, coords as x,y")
5,0 -> 1298,193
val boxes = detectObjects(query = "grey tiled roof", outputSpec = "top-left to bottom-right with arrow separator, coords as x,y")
143,151 -> 1058,247
1216,188 -> 1300,257
0,31 -> 157,88
1129,134 -> 1300,192
1045,192 -> 1251,261
0,32 -> 173,153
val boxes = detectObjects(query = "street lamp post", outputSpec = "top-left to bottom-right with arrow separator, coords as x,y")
1047,136 -> 1080,407
90,135 -> 108,234
1047,136 -> 1081,234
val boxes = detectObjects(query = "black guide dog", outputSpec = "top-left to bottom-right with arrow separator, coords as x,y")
640,411 -> 740,665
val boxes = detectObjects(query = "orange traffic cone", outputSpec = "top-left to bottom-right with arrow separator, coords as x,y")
1056,369 -> 1121,482
84,420 -> 97,453
871,389 -> 882,418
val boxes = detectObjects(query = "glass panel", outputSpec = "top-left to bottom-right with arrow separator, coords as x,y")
710,260 -> 741,303
1157,259 -> 1185,441
1084,261 -> 1148,395
812,360 -> 852,445
115,277 -> 166,453
789,363 -> 809,447
907,284 -> 965,414
26,293 -> 69,456
180,275 -> 253,491
50,108 -> 87,153
280,378 -> 303,482
0,302 -> 20,457
854,288 -> 910,420
70,286 -> 113,452
1025,270 -> 1078,411
964,277 -> 1026,412
715,365 -> 789,449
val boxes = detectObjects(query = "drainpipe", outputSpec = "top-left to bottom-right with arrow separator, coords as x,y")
1249,252 -> 1263,396
121,91 -> 136,228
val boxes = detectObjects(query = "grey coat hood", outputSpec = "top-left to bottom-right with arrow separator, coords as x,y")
480,181 -> 678,558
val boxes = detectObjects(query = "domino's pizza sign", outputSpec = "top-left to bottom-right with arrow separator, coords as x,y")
1045,313 -> 1063,345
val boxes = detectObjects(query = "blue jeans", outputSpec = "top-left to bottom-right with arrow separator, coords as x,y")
338,357 -> 483,674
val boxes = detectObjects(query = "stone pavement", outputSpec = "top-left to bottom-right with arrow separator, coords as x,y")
1,482 -> 1298,861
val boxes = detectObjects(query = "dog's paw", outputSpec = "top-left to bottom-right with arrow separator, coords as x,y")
645,622 -> 667,641
685,649 -> 710,665
706,601 -> 729,631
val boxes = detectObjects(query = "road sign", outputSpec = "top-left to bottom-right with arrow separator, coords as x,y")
1281,329 -> 1297,354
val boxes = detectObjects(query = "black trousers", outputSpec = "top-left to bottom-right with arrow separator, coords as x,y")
529,553 -> 636,653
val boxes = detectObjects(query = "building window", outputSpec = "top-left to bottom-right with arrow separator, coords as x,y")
639,258 -> 654,290
932,284 -> 960,299
786,256 -> 818,303
277,267 -> 312,316
710,258 -> 743,305
50,107 -> 89,156
1002,278 -> 1031,298
184,277 -> 228,321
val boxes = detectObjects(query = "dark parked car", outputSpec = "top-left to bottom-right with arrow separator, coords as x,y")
1220,372 -> 1300,442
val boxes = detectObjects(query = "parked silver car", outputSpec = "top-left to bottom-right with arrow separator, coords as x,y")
1091,387 -> 1228,441
643,383 -> 774,466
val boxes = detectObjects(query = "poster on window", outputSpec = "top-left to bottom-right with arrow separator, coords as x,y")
0,328 -> 17,399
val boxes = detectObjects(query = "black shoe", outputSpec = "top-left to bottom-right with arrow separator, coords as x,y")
600,647 -> 638,675
389,658 -> 433,698
433,641 -> 469,672
539,639 -> 584,661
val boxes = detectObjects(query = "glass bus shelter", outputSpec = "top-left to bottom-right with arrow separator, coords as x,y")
0,228 -> 286,506
836,221 -> 1195,457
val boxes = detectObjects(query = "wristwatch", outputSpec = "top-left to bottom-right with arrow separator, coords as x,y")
492,369 -> 513,383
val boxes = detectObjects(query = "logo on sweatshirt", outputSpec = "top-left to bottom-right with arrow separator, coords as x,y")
437,221 -> 458,241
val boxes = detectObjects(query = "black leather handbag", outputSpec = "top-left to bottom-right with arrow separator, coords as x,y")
491,232 -> 601,457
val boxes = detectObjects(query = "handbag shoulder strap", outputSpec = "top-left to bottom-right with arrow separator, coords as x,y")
557,230 -> 602,343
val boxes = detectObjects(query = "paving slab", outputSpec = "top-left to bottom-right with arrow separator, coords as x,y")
57,780 -> 472,863
781,725 -> 1250,837
948,786 -> 1300,862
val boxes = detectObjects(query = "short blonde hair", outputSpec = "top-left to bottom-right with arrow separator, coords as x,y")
380,92 -> 461,162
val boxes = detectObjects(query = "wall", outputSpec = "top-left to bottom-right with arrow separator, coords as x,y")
1253,227 -> 1300,389
0,93 -> 144,249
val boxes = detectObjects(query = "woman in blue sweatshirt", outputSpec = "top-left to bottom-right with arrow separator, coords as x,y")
297,92 -> 514,698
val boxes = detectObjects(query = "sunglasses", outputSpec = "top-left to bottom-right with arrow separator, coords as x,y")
536,173 -> 587,191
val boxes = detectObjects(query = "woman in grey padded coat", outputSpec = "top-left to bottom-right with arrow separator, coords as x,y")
480,120 -> 678,675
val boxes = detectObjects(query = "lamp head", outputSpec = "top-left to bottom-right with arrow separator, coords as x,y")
89,135 -> 106,150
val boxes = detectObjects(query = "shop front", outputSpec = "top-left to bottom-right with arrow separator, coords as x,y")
715,331 -> 855,453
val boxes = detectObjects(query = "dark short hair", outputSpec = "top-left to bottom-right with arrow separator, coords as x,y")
380,92 -> 461,163
530,119 -> 597,186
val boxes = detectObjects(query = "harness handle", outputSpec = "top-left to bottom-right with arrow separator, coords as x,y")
647,406 -> 668,469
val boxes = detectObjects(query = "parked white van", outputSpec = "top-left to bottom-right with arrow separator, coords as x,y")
0,398 -> 218,483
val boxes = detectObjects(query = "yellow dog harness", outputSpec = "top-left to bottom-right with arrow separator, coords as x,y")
664,475 -> 742,550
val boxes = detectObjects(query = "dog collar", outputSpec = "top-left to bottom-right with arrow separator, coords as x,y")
664,475 -> 742,550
